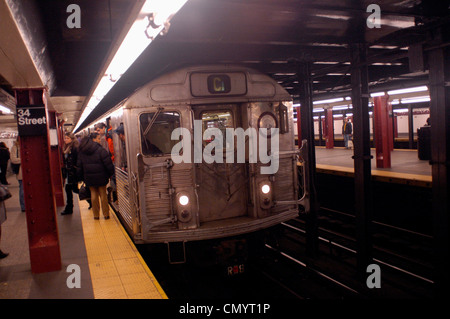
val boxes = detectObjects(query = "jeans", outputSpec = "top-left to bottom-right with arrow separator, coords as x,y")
344,134 -> 351,148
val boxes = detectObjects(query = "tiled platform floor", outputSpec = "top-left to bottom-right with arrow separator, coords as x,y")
0,174 -> 167,299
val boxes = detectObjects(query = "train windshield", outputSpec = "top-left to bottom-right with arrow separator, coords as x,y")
139,111 -> 181,156
201,110 -> 234,147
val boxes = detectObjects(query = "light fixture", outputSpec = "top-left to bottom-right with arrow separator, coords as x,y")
0,103 -> 12,114
313,97 -> 344,105
400,96 -> 430,104
261,184 -> 271,194
73,0 -> 188,132
179,195 -> 189,206
370,92 -> 385,97
393,108 -> 409,113
332,105 -> 349,110
387,86 -> 428,95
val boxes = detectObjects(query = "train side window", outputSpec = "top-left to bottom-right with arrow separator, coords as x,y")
201,110 -> 234,148
139,111 -> 181,156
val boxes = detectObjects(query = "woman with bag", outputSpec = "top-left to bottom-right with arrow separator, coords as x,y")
77,133 -> 114,220
61,133 -> 79,215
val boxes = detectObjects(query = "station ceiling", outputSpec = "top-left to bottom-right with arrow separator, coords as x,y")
0,0 -> 449,131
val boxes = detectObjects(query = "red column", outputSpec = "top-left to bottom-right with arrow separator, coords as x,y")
387,101 -> 394,151
324,108 -> 334,148
48,110 -> 65,207
373,95 -> 392,168
296,105 -> 301,147
15,88 -> 61,274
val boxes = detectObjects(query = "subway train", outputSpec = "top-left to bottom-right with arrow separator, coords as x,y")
84,65 -> 310,264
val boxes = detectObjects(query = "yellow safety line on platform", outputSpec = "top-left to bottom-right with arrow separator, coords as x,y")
78,198 -> 168,299
314,163 -> 431,187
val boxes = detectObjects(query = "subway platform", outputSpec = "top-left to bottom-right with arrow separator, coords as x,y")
314,146 -> 432,187
0,174 -> 167,299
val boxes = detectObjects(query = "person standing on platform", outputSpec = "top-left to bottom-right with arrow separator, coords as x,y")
61,133 -> 79,215
94,122 -> 112,155
0,142 -> 10,185
10,138 -> 25,212
95,122 -> 116,200
77,133 -> 114,220
342,117 -> 353,149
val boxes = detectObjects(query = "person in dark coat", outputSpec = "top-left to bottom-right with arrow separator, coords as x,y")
61,133 -> 79,215
77,133 -> 114,220
0,142 -> 10,185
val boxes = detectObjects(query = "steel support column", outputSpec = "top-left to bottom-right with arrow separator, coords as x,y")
407,104 -> 414,149
48,110 -> 64,207
318,114 -> 323,146
15,88 -> 61,274
428,44 -> 450,299
297,62 -> 318,257
350,43 -> 373,279
373,95 -> 392,168
324,108 -> 334,149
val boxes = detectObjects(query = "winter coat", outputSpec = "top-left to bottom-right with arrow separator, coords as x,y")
342,121 -> 352,135
0,146 -> 10,166
77,138 -> 114,187
64,146 -> 78,185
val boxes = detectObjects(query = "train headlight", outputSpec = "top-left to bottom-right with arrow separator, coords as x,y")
259,181 -> 273,209
179,195 -> 189,206
261,184 -> 271,194
176,192 -> 193,224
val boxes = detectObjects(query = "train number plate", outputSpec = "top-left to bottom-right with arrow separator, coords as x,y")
227,264 -> 245,276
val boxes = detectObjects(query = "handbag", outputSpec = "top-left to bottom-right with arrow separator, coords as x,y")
0,185 -> 12,201
78,183 -> 91,201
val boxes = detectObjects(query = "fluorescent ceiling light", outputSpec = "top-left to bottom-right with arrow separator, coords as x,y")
332,105 -> 348,110
74,0 -> 188,131
313,97 -> 344,105
401,96 -> 430,104
387,85 -> 428,95
370,92 -> 385,97
0,104 -> 12,114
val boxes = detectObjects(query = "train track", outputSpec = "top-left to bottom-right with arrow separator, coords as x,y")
276,207 -> 435,298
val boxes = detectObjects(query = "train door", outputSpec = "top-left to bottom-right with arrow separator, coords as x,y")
192,104 -> 249,223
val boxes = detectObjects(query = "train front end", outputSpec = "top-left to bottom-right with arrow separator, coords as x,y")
114,66 -> 308,262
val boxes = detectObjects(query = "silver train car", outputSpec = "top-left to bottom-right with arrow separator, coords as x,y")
103,65 -> 309,262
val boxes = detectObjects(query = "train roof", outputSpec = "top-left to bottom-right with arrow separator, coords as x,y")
123,65 -> 292,108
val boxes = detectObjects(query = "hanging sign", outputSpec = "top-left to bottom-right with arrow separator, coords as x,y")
16,105 -> 47,136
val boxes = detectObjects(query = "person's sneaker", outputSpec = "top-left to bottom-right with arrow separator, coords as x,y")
61,210 -> 73,215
